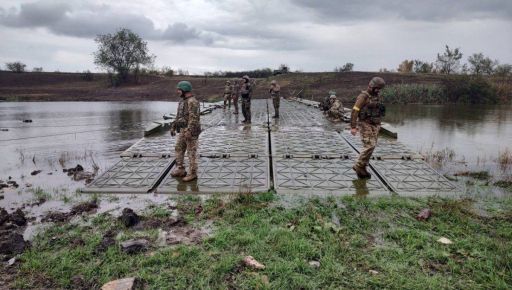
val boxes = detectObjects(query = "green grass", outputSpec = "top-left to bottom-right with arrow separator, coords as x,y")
13,193 -> 512,289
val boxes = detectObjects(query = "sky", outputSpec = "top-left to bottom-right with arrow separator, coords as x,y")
0,0 -> 511,74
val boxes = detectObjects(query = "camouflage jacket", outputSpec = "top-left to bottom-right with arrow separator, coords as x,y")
232,83 -> 240,97
269,84 -> 280,98
240,82 -> 251,98
328,99 -> 344,117
175,95 -> 201,137
224,84 -> 233,95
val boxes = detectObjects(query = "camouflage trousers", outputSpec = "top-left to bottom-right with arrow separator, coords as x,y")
232,95 -> 239,113
223,93 -> 231,108
241,97 -> 251,122
326,110 -> 343,122
272,96 -> 280,116
355,122 -> 380,168
175,130 -> 198,174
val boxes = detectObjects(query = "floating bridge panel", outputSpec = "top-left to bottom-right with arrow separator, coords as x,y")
271,128 -> 356,158
370,159 -> 459,195
157,156 -> 270,194
199,126 -> 269,157
83,157 -> 173,193
272,158 -> 389,195
341,131 -> 420,159
121,134 -> 175,157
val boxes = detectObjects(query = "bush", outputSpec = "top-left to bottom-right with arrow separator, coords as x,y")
81,70 -> 94,81
381,84 -> 445,104
442,76 -> 498,104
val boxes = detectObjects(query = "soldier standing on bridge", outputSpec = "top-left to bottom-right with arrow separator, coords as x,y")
170,81 -> 201,182
269,80 -> 281,118
350,77 -> 386,179
240,75 -> 252,124
223,80 -> 233,109
232,79 -> 240,114
326,92 -> 345,122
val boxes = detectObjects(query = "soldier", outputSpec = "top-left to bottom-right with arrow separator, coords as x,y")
321,90 -> 336,112
223,80 -> 233,109
232,79 -> 240,114
170,81 -> 201,182
326,93 -> 345,121
269,80 -> 281,118
240,75 -> 252,123
351,77 -> 386,179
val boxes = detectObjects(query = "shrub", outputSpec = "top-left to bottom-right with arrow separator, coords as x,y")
381,84 -> 445,104
442,76 -> 498,104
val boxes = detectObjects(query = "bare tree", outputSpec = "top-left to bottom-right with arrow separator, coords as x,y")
334,63 -> 354,72
6,61 -> 26,73
468,53 -> 498,75
435,45 -> 463,74
32,67 -> 43,72
494,64 -> 512,76
94,28 -> 154,83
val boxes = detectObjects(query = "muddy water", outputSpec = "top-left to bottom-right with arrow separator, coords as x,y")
385,104 -> 512,177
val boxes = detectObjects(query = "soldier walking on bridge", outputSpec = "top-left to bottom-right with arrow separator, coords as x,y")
269,80 -> 281,118
350,77 -> 386,179
170,81 -> 201,182
223,80 -> 233,109
240,75 -> 252,124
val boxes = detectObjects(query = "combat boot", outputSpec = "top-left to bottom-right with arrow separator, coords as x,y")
272,114 -> 279,118
182,172 -> 197,182
171,166 -> 187,177
352,165 -> 370,179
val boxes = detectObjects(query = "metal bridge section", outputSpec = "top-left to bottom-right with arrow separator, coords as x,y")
84,98 -> 458,196
83,157 -> 173,193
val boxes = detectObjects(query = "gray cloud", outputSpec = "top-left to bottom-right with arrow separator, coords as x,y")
291,0 -> 512,22
0,1 -> 206,43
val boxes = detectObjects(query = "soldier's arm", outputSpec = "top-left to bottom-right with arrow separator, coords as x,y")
350,94 -> 366,129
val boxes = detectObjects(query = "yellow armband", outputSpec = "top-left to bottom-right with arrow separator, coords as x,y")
353,106 -> 360,111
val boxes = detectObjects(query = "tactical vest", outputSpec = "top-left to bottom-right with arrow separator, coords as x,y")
358,91 -> 385,124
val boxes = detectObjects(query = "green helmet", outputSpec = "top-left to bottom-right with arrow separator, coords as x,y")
177,81 -> 192,92
369,77 -> 385,89
328,90 -> 336,95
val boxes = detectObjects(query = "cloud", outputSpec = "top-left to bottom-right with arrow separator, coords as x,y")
290,0 -> 512,22
0,1 -> 206,43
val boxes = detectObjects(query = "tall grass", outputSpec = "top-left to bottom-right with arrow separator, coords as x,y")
381,84 -> 446,104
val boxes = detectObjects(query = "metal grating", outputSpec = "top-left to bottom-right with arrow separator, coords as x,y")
121,134 -> 175,157
271,128 -> 356,158
273,158 -> 389,195
370,159 -> 459,195
199,126 -> 268,157
83,157 -> 173,193
157,156 -> 270,194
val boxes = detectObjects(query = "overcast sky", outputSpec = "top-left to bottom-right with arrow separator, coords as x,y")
1,0 -> 511,74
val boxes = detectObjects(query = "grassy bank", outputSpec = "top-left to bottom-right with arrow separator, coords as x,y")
11,192 -> 512,289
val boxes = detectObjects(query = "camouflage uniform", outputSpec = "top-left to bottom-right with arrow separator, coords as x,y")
174,95 -> 201,176
223,82 -> 233,109
351,90 -> 385,170
240,78 -> 252,123
269,82 -> 281,117
327,98 -> 344,121
232,81 -> 240,114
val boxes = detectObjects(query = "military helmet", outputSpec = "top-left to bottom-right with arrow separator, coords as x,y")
328,90 -> 336,95
242,75 -> 250,80
271,80 -> 277,85
177,81 -> 192,92
329,95 -> 337,99
369,77 -> 385,89
226,80 -> 231,84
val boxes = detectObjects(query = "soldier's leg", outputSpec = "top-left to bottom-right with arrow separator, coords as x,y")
355,123 -> 380,169
242,99 -> 248,121
171,133 -> 187,177
233,96 -> 239,114
183,136 -> 198,181
223,94 -> 228,108
273,97 -> 280,117
247,99 -> 251,122
228,95 -> 232,109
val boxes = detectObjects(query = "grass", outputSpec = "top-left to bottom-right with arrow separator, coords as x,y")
382,84 -> 446,104
10,192 -> 512,289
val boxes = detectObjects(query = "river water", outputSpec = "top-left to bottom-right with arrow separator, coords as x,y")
0,102 -> 511,197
